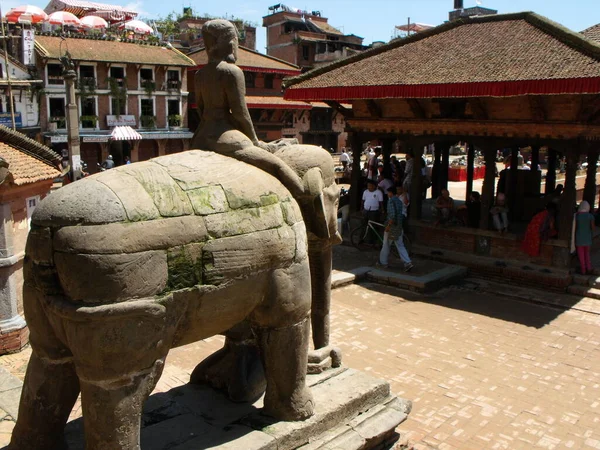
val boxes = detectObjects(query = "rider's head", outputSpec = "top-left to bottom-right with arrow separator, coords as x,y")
203,20 -> 239,64
108,155 -> 113,160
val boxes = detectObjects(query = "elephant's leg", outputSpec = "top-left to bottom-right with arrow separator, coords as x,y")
79,358 -> 165,450
11,280 -> 80,450
190,321 -> 266,403
9,353 -> 80,450
309,244 -> 333,349
256,317 -> 314,421
252,262 -> 314,421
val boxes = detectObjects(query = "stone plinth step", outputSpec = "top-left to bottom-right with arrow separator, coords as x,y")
331,267 -> 371,289
572,273 -> 600,289
64,367 -> 410,450
567,284 -> 600,300
366,265 -> 467,293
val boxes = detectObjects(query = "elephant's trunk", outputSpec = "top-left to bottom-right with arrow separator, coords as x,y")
309,241 -> 332,349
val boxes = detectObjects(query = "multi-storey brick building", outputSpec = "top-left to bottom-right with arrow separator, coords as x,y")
34,34 -> 195,172
262,4 -> 366,70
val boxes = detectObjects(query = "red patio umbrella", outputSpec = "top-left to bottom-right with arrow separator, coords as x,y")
5,5 -> 48,23
47,11 -> 82,27
81,15 -> 108,30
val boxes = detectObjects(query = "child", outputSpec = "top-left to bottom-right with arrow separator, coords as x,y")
572,201 -> 595,275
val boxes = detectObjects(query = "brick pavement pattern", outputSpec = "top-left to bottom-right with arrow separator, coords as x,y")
2,279 -> 600,449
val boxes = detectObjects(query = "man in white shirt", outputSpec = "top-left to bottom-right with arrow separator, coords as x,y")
339,148 -> 350,169
361,179 -> 384,243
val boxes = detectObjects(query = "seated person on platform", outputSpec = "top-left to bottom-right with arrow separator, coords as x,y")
457,191 -> 481,228
491,192 -> 509,233
191,19 -> 303,198
433,189 -> 455,226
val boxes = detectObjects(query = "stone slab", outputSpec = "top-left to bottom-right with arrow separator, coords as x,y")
365,265 -> 467,293
63,368 -> 409,450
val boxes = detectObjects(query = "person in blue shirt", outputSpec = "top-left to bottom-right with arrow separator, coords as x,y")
572,200 -> 595,274
378,187 -> 413,271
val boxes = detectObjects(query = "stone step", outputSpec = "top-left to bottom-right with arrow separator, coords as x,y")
365,265 -> 467,293
65,368 -> 410,450
567,284 -> 600,300
571,273 -> 600,288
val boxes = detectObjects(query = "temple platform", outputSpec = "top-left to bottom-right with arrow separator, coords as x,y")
64,367 -> 411,450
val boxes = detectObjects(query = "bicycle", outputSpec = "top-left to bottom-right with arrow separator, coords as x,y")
350,219 -> 411,257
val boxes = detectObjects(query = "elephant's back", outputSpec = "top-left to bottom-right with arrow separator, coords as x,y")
28,151 -> 306,304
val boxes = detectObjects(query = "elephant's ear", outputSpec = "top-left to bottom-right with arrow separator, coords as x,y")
303,168 -> 330,239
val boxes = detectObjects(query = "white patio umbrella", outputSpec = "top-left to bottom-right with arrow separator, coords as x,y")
5,5 -> 48,23
81,15 -> 108,30
47,11 -> 82,27
121,19 -> 152,35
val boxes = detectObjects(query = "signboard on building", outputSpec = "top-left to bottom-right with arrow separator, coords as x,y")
22,29 -> 35,66
82,136 -> 110,143
49,134 -> 68,143
107,115 -> 136,127
0,113 -> 22,128
138,132 -> 193,139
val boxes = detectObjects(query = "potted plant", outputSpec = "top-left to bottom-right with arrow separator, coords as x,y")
142,79 -> 156,98
50,116 -> 66,129
168,114 -> 182,129
140,115 -> 156,129
80,115 -> 98,128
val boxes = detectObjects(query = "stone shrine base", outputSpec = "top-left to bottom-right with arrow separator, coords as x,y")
65,367 -> 411,450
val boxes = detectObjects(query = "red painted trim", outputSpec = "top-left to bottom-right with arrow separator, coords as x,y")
189,65 -> 300,76
190,102 -> 310,110
247,103 -> 311,110
284,78 -> 600,101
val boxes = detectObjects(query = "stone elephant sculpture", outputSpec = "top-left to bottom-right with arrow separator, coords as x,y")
190,144 -> 343,401
10,150 -> 333,450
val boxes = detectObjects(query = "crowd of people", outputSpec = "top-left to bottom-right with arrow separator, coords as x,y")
344,143 -> 598,275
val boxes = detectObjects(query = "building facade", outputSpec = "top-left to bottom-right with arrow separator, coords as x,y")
34,34 -> 195,172
0,125 -> 61,354
0,52 -> 42,136
262,4 -> 366,70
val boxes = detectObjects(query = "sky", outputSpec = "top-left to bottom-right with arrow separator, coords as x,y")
2,0 -> 599,54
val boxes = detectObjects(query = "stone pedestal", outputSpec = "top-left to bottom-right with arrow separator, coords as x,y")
65,368 -> 411,450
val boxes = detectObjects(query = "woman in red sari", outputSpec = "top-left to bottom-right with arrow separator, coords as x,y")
522,203 -> 558,257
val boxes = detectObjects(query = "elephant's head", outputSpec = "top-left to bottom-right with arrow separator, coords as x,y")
302,167 -> 342,247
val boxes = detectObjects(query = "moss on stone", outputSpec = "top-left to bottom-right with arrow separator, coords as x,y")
166,244 -> 203,290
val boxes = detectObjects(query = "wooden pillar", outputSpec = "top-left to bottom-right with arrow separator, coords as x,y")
409,144 -> 424,220
531,145 -> 540,172
441,143 -> 450,191
349,131 -> 364,213
545,148 -> 557,194
480,147 -> 497,230
583,149 -> 599,210
382,138 -> 393,178
509,147 -> 519,220
558,150 -> 578,241
466,142 -> 475,201
431,143 -> 442,199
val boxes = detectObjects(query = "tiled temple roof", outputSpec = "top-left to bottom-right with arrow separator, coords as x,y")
189,46 -> 301,75
35,35 -> 194,66
284,12 -> 600,100
0,125 -> 61,185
